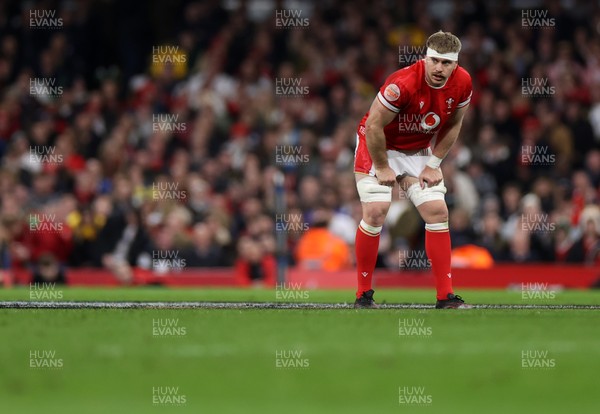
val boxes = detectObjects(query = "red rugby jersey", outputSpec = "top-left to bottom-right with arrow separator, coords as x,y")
359,59 -> 472,151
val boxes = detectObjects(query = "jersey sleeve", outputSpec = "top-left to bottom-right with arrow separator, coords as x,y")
457,71 -> 473,108
377,74 -> 406,113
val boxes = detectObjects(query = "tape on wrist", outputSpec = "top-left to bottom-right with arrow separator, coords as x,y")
426,155 -> 443,169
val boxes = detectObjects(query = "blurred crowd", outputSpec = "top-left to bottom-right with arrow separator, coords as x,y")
0,0 -> 599,284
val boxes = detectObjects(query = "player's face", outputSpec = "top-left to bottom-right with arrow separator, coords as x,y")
424,57 -> 458,87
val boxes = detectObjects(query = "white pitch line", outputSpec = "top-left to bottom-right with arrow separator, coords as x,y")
0,301 -> 599,309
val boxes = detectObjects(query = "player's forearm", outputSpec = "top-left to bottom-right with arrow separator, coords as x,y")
432,126 -> 460,159
365,125 -> 389,169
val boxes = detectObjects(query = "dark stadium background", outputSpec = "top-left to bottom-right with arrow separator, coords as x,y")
1,0 -> 599,288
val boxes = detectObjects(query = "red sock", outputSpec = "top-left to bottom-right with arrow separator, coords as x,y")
355,220 -> 381,298
425,223 -> 453,300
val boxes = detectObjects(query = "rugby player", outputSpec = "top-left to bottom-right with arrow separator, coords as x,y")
354,31 -> 473,309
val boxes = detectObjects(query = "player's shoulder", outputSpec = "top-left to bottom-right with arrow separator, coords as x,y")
452,65 -> 472,86
387,60 -> 421,82
378,62 -> 421,106
384,60 -> 422,94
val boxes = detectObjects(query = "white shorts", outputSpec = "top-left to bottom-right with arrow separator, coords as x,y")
354,135 -> 446,206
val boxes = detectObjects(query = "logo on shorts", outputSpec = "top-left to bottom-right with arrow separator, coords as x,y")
384,84 -> 400,101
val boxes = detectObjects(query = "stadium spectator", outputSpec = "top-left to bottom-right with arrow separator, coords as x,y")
449,208 -> 477,248
0,0 -> 599,283
584,149 -> 600,187
32,253 -> 66,285
97,207 -> 152,283
476,210 -> 507,260
564,205 -> 600,264
184,223 -> 225,267
295,207 -> 351,271
234,235 -> 276,286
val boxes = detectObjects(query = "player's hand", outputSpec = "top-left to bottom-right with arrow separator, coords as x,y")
374,166 -> 396,187
419,166 -> 442,189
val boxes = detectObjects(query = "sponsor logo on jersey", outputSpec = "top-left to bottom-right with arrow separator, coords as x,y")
420,112 -> 441,131
384,84 -> 400,101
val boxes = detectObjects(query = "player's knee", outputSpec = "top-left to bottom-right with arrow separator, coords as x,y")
430,208 -> 448,224
421,204 -> 448,224
362,203 -> 389,227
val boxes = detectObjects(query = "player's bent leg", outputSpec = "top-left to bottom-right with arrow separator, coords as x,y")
354,174 -> 392,308
399,176 -> 472,309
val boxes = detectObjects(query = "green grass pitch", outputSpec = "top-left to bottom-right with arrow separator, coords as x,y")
0,287 -> 598,413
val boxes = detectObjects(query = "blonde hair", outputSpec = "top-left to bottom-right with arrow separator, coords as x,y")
579,205 -> 600,234
426,31 -> 461,54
